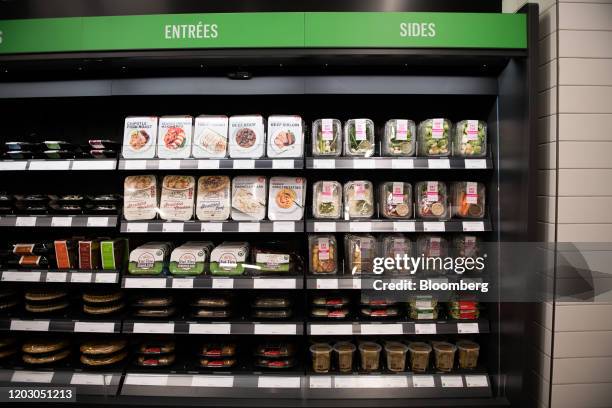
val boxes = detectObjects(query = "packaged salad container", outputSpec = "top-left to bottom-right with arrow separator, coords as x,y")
417,118 -> 451,157
345,234 -> 378,275
196,176 -> 230,221
416,235 -> 448,272
228,115 -> 266,158
453,235 -> 480,258
380,182 -> 412,219
231,176 -> 267,221
192,115 -> 228,158
309,235 -> 337,275
416,181 -> 449,219
451,181 -> 485,219
267,115 -> 304,158
344,181 -> 374,219
159,175 -> 195,221
312,119 -> 342,157
344,119 -> 375,157
268,176 -> 305,221
122,116 -> 158,159
157,115 -> 193,159
313,181 -> 342,219
382,234 -> 412,274
454,120 -> 487,157
123,175 -> 158,221
383,119 -> 416,156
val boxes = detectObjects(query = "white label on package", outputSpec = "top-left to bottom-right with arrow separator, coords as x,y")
426,182 -> 438,202
355,119 -> 367,141
457,323 -> 480,334
191,376 -> 234,388
317,238 -> 330,261
392,182 -> 405,204
132,323 -> 174,334
361,324 -> 403,335
254,324 -> 296,335
322,119 -> 334,141
309,376 -> 332,388
310,324 -> 352,335
441,376 -> 463,388
74,322 -> 116,333
212,278 -> 234,289
396,119 -> 408,140
16,217 -> 37,227
354,181 -> 366,200
465,375 -> 488,388
432,118 -> 444,139
412,375 -> 435,388
414,323 -> 437,334
51,217 -> 72,227
258,376 -> 300,389
465,120 -> 479,141
12,371 -> 54,383
465,182 -> 479,204
314,222 -> 335,232
10,320 -> 49,331
189,323 -> 231,335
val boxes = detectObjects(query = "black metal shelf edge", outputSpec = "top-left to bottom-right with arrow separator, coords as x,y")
122,320 -> 303,335
0,318 -> 122,333
121,220 -> 304,233
122,276 -> 303,289
0,368 -> 122,396
0,215 -> 118,228
306,219 -> 491,233
0,159 -> 117,171
118,158 -> 303,170
306,275 -> 486,290
306,157 -> 493,170
0,269 -> 119,284
307,319 -> 489,335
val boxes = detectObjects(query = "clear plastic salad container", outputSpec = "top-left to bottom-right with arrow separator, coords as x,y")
312,119 -> 342,157
313,181 -> 342,219
417,118 -> 451,157
309,235 -> 338,275
454,120 -> 487,157
382,234 -> 412,274
344,119 -> 375,157
416,235 -> 449,273
345,234 -> 378,275
453,234 -> 480,258
343,181 -> 374,219
416,181 -> 449,219
451,181 -> 485,219
380,182 -> 412,219
383,119 -> 416,156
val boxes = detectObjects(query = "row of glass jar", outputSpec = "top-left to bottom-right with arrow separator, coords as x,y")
309,233 -> 481,275
314,180 -> 485,220
313,118 -> 487,158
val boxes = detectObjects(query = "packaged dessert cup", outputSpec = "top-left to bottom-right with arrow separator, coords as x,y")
312,118 -> 342,157
157,115 -> 193,159
310,343 -> 333,373
453,120 -> 487,157
231,176 -> 267,221
384,341 -> 409,372
228,115 -> 266,158
380,182 -> 412,219
122,116 -> 158,159
159,175 -> 195,221
344,118 -> 375,157
345,234 -> 378,275
334,342 -> 356,373
196,176 -> 231,221
433,342 -> 457,372
456,340 -> 480,369
383,119 -> 416,156
268,176 -> 306,221
451,181 -> 486,219
192,115 -> 228,158
416,181 -> 449,220
343,180 -> 374,219
267,115 -> 304,158
359,342 -> 382,372
313,181 -> 342,219
309,235 -> 337,275
123,175 -> 158,221
407,342 -> 432,373
417,118 -> 451,157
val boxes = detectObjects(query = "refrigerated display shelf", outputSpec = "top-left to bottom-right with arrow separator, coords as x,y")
0,369 -> 123,396
1,317 -> 122,333
122,320 -> 303,335
0,159 -> 117,171
122,276 -> 303,290
307,219 -> 491,233
0,215 -> 118,228
118,158 -> 303,170
0,270 -> 119,284
307,320 -> 487,335
121,220 -> 303,233
306,157 -> 492,170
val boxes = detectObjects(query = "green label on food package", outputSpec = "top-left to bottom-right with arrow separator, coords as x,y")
100,241 -> 117,270
0,12 -> 526,54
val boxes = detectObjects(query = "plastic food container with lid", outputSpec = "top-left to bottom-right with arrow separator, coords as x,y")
433,342 -> 457,372
345,234 -> 378,275
344,180 -> 374,219
312,119 -> 342,157
384,341 -> 409,372
228,115 -> 266,158
417,118 -> 451,157
123,175 -> 158,221
380,182 -> 412,219
451,181 -> 486,219
157,115 -> 193,159
453,234 -> 480,258
159,175 -> 195,221
359,342 -> 382,372
407,342 -> 432,373
334,342 -> 356,373
308,235 -> 337,275
122,116 -> 158,159
416,181 -> 449,219
456,340 -> 480,369
209,242 -> 249,276
268,176 -> 305,221
196,176 -> 231,221
310,343 -> 332,373
381,234 -> 412,274
344,118 -> 375,157
313,181 -> 342,219
383,119 -> 416,156
416,235 -> 448,263
231,176 -> 267,221
267,115 -> 304,158
192,115 -> 228,158
454,120 -> 487,157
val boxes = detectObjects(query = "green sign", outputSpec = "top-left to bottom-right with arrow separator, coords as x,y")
0,12 -> 526,55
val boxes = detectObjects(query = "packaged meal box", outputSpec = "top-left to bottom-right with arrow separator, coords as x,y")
416,235 -> 448,273
312,118 -> 342,157
228,115 -> 266,158
157,115 -> 193,159
416,181 -> 449,220
169,241 -> 213,275
379,182 -> 412,219
128,242 -> 173,275
159,175 -> 195,221
417,118 -> 451,157
343,180 -> 374,219
454,120 -> 487,157
344,118 -> 375,157
78,239 -> 101,270
451,181 -> 485,219
251,243 -> 296,275
345,234 -> 378,275
267,115 -> 304,158
231,176 -> 267,221
313,181 -> 342,219
268,176 -> 305,221
209,242 -> 249,276
100,238 -> 128,270
308,235 -> 338,275
453,234 -> 480,258
196,176 -> 231,221
122,116 -> 158,159
192,115 -> 228,158
123,175 -> 159,221
54,240 -> 76,270
383,119 -> 416,156
381,234 -> 412,274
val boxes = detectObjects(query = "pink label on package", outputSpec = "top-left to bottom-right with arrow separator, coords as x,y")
322,119 -> 334,141
396,119 -> 408,141
355,182 -> 366,200
393,239 -> 407,253
432,118 -> 444,139
321,182 -> 334,202
466,182 -> 479,204
355,119 -> 367,141
426,181 -> 439,202
360,239 -> 371,249
318,238 -> 330,260
466,120 -> 479,141
392,182 -> 405,204
464,236 -> 476,253
429,238 -> 441,257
